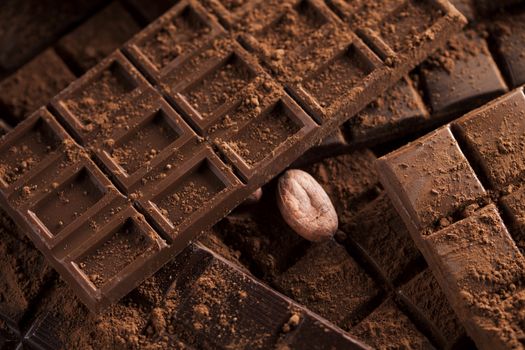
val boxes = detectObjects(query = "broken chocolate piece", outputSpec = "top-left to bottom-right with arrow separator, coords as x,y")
0,49 -> 75,124
421,31 -> 508,119
379,87 -> 525,349
491,12 -> 525,88
55,2 -> 140,73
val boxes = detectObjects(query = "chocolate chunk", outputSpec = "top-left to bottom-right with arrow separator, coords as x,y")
378,126 -> 486,230
491,11 -> 525,88
56,2 -> 140,73
343,193 -> 422,284
350,298 -> 434,349
125,1 -> 224,80
379,88 -> 525,349
0,0 -> 466,310
304,150 -> 379,222
421,31 -> 508,119
347,76 -> 428,146
424,206 -> 525,350
274,240 -> 381,329
0,49 -> 75,123
0,0 -> 106,72
399,269 -> 466,348
454,88 -> 525,190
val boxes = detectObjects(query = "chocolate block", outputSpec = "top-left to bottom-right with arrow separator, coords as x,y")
343,193 -> 422,284
51,51 -> 150,145
425,206 -> 525,349
421,31 -> 508,119
0,0 -> 466,310
124,0 -> 224,81
0,108 -> 73,193
350,298 -> 434,349
491,12 -> 525,88
0,0 -> 106,72
454,88 -> 525,190
378,126 -> 486,231
304,150 -> 379,221
238,0 -> 355,85
56,2 -> 140,73
0,49 -> 75,123
379,87 -> 525,349
347,76 -> 429,146
164,244 -> 369,349
274,240 -> 381,329
399,269 -> 466,348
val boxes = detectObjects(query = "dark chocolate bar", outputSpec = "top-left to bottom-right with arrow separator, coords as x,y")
0,0 -> 466,311
0,48 -> 75,124
55,2 -> 140,74
378,87 -> 525,349
0,0 -> 106,73
162,243 -> 370,349
340,1 -> 525,148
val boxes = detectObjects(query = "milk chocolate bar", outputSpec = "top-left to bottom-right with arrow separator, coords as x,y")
0,0 -> 465,311
378,87 -> 525,349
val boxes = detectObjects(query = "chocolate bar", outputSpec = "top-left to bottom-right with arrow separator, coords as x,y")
0,0 -> 106,73
55,2 -> 140,74
159,243 -> 369,349
342,1 -> 525,147
33,242 -> 370,349
0,48 -> 75,124
378,87 -> 525,349
0,0 -> 465,311
0,313 -> 62,350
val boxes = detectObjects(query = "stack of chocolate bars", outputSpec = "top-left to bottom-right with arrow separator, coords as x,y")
0,0 -> 523,349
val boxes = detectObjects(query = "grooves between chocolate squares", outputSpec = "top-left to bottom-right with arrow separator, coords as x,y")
378,87 -> 525,349
0,0 -> 466,312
